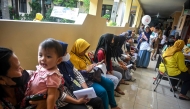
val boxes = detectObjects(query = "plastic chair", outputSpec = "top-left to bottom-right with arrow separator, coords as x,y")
153,55 -> 181,97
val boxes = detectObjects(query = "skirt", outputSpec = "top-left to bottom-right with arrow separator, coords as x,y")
137,50 -> 151,68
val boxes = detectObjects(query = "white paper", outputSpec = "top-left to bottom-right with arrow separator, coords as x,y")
96,63 -> 107,77
73,87 -> 97,99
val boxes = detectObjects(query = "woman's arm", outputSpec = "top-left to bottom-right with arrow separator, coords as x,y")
176,52 -> 188,72
47,87 -> 57,109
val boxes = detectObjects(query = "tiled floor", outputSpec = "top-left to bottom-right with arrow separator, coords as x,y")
116,60 -> 190,109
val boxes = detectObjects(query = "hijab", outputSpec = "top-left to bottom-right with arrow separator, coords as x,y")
57,41 -> 75,85
163,40 -> 185,58
117,33 -> 127,57
112,35 -> 120,60
128,30 -> 132,36
94,33 -> 114,71
70,39 -> 92,70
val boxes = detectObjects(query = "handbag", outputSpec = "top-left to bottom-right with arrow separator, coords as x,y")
86,67 -> 102,82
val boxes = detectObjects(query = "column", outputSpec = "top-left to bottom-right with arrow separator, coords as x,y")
132,2 -> 140,27
89,0 -> 103,17
121,0 -> 133,26
136,8 -> 143,28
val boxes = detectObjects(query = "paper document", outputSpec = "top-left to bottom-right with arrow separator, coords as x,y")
73,87 -> 97,99
96,63 -> 107,77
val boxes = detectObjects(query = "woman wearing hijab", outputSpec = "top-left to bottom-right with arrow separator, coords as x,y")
159,40 -> 190,100
136,26 -> 152,68
94,33 -> 124,97
70,38 -> 120,109
57,41 -> 104,109
111,36 -> 132,83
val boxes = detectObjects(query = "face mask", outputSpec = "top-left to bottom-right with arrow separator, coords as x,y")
110,43 -> 114,47
187,44 -> 190,47
62,53 -> 70,62
11,70 -> 30,87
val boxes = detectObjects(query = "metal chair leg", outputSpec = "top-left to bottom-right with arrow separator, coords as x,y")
154,76 -> 163,91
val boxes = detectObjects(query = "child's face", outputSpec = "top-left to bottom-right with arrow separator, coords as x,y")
128,38 -> 133,43
38,46 -> 61,70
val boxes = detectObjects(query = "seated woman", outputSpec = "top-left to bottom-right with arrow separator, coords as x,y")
94,33 -> 124,96
159,40 -> 190,100
0,47 -> 50,108
112,35 -> 135,81
69,38 -> 120,109
58,41 -> 104,109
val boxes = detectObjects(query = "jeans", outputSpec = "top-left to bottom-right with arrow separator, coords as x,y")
91,76 -> 117,108
105,73 -> 119,89
170,72 -> 190,95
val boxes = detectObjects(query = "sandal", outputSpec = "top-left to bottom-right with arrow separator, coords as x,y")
120,81 -> 129,85
179,96 -> 190,101
115,90 -> 125,95
114,91 -> 121,97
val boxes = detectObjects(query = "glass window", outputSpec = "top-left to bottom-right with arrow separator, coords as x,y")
102,5 -> 112,19
19,0 -> 27,13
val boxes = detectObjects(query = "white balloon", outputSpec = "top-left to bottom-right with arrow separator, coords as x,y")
141,15 -> 151,25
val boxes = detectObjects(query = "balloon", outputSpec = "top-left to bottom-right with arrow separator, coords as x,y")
141,15 -> 151,25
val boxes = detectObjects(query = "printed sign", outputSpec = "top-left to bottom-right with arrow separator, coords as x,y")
51,6 -> 79,20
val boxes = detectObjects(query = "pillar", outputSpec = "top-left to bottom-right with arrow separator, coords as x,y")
89,0 -> 103,17
132,2 -> 140,27
136,8 -> 143,28
121,0 -> 133,26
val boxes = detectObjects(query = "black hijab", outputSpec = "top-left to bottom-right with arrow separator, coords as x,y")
111,35 -> 120,60
94,33 -> 114,71
117,33 -> 127,57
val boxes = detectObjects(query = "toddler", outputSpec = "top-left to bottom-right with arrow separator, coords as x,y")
23,38 -> 64,109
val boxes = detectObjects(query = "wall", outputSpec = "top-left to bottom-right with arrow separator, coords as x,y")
103,0 -> 114,5
172,11 -> 181,28
0,14 -> 136,70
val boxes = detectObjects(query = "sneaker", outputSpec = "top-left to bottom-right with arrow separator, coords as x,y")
130,78 -> 136,82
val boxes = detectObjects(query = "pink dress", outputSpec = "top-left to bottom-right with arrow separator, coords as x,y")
26,65 -> 63,96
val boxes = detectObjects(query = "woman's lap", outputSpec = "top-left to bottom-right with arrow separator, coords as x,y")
59,104 -> 88,109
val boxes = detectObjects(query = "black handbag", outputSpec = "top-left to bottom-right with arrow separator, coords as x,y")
86,67 -> 102,82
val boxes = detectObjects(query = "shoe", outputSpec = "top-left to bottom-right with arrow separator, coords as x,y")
170,88 -> 177,92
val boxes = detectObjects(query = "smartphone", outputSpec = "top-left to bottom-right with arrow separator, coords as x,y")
26,94 -> 47,101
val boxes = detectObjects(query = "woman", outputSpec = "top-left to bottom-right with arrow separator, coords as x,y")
159,40 -> 190,100
94,33 -> 124,96
58,41 -> 104,109
70,38 -> 120,109
111,35 -> 134,81
161,31 -> 167,45
0,47 -> 49,108
137,25 -> 152,68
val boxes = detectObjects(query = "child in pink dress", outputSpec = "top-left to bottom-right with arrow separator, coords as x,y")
24,38 -> 64,109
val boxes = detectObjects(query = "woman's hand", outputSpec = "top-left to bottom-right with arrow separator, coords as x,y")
76,96 -> 89,104
86,64 -> 96,72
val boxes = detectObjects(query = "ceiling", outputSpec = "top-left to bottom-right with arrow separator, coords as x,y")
139,0 -> 187,18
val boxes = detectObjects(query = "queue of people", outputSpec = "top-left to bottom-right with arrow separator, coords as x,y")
0,31 -> 139,109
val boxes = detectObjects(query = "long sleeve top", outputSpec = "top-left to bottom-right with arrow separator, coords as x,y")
159,51 -> 188,76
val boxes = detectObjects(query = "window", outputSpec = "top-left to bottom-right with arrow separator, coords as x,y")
19,0 -> 27,13
102,5 -> 112,19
